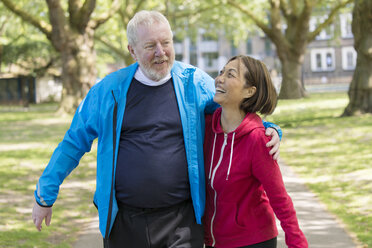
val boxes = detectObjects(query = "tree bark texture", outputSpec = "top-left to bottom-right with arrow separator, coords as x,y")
59,28 -> 97,113
343,0 -> 372,115
46,0 -> 97,113
279,59 -> 306,98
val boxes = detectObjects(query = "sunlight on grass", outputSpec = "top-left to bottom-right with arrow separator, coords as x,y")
266,92 -> 372,247
0,103 -> 98,248
1,96 -> 371,247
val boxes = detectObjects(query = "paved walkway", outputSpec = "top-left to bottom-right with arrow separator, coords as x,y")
73,161 -> 360,248
276,161 -> 359,248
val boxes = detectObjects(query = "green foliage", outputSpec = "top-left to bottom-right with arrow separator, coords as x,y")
266,92 -> 372,247
0,3 -> 57,75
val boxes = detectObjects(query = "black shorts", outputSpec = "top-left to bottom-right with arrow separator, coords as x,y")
104,200 -> 204,248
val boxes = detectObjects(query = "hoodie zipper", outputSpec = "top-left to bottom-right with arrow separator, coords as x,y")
209,133 -> 228,247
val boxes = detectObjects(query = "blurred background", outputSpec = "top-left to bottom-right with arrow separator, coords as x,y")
0,0 -> 371,247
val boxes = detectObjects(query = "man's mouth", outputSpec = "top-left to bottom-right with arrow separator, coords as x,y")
154,59 -> 167,65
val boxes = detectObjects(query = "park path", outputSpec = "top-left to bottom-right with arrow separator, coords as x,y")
276,161 -> 360,248
73,160 -> 360,248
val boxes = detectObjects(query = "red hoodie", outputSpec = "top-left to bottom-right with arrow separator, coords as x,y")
203,108 -> 308,248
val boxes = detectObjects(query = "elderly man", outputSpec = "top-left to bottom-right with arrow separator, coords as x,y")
32,10 -> 281,248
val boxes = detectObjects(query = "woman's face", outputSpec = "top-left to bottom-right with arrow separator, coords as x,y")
214,59 -> 251,109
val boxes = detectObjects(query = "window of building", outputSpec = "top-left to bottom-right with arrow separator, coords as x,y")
310,16 -> 334,40
326,53 -> 333,68
340,13 -> 353,38
246,39 -> 252,54
264,38 -> 272,56
316,54 -> 322,70
175,54 -> 183,62
190,53 -> 197,67
202,52 -> 219,67
310,48 -> 336,71
231,41 -> 238,56
341,46 -> 357,70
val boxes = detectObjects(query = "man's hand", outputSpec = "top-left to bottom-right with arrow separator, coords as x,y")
265,127 -> 280,160
32,201 -> 52,231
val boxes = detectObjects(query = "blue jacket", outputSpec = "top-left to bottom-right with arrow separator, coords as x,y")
35,61 -> 218,238
35,61 -> 281,238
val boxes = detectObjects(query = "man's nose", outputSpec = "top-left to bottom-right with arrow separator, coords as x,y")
155,44 -> 165,56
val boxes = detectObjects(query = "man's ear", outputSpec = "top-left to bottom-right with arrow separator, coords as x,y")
128,45 -> 137,60
245,86 -> 257,98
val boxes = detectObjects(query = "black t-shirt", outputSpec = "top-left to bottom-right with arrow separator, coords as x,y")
115,78 -> 190,208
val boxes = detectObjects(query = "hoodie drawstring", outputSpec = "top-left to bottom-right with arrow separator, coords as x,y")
209,132 -> 235,181
226,132 -> 235,180
208,133 -> 217,179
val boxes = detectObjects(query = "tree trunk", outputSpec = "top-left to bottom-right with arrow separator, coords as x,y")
0,43 -> 2,73
342,0 -> 372,116
343,56 -> 372,115
59,29 -> 96,114
279,58 -> 306,99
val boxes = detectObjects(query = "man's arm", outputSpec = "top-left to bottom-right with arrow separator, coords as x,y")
32,86 -> 99,231
263,121 -> 282,160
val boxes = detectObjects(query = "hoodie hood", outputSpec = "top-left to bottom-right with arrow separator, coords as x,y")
211,107 -> 264,138
208,107 -> 264,182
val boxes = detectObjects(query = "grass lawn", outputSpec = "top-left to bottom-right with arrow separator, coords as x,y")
0,104 -> 98,248
265,92 -> 372,247
0,92 -> 371,247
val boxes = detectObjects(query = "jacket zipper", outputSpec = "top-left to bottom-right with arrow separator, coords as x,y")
104,91 -> 118,247
209,133 -> 228,246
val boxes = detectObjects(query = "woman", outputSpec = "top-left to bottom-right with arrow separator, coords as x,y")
203,55 -> 308,248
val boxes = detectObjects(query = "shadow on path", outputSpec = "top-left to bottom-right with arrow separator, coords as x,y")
277,161 -> 359,248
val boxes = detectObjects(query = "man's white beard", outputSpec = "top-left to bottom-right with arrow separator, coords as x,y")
138,57 -> 174,82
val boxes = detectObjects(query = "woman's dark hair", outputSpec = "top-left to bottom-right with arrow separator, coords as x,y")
227,55 -> 277,115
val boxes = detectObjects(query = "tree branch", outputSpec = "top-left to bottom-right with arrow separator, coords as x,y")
289,0 -> 298,15
269,0 -> 282,32
46,0 -> 68,50
307,0 -> 353,41
279,0 -> 290,19
227,0 -> 271,34
68,0 -> 80,23
95,34 -> 127,60
167,3 -> 221,19
0,0 -> 52,39
76,0 -> 96,31
92,0 -> 121,29
133,0 -> 146,15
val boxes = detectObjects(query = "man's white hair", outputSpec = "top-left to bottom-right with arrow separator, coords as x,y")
127,10 -> 173,46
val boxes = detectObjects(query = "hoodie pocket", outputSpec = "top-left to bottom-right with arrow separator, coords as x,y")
213,201 -> 249,238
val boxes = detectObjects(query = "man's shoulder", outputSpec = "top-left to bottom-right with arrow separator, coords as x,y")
94,63 -> 137,90
172,61 -> 212,80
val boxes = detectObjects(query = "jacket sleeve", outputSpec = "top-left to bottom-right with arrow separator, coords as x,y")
262,121 -> 282,140
251,130 -> 308,248
34,86 -> 100,207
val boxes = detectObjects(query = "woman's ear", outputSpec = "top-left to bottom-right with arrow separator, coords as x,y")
245,86 -> 257,98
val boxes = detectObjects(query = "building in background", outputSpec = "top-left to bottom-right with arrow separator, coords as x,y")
174,12 -> 355,92
304,12 -> 355,87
